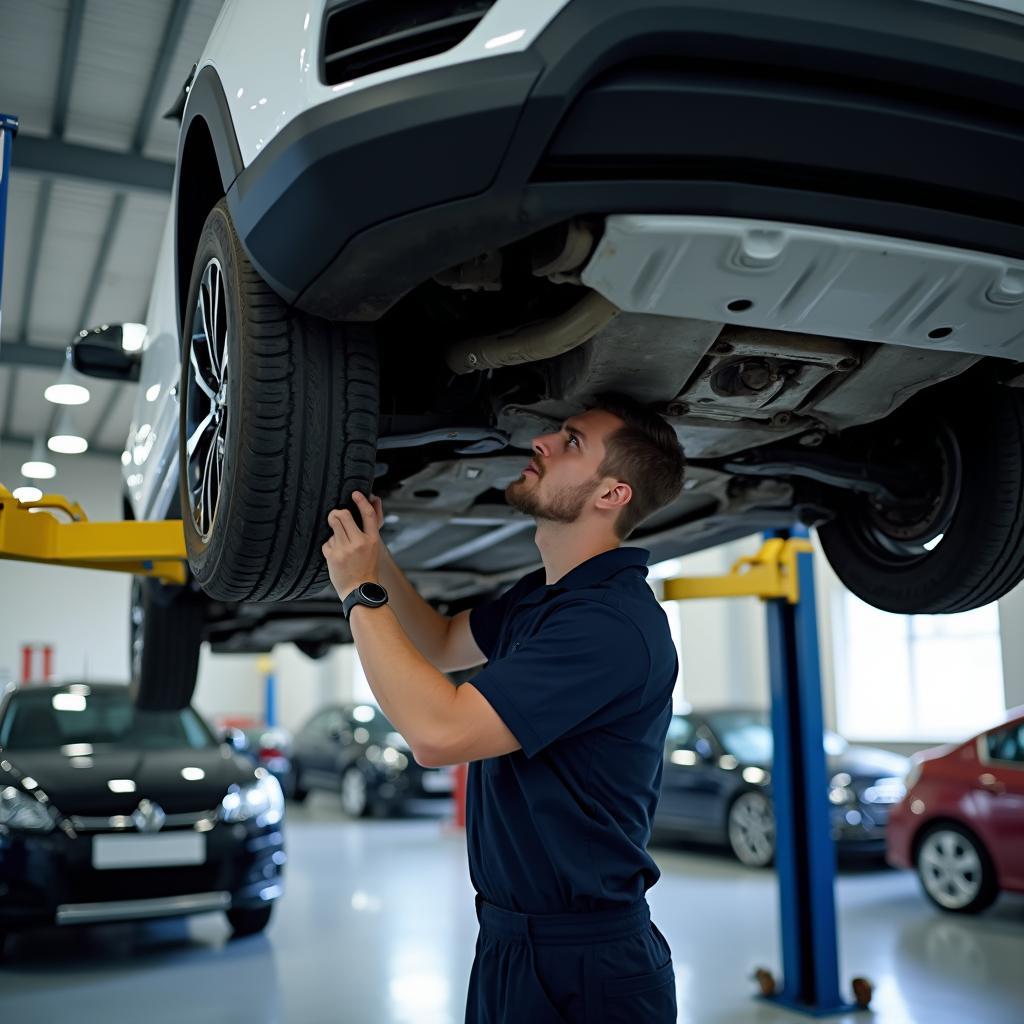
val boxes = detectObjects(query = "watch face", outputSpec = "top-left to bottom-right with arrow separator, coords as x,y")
360,583 -> 387,604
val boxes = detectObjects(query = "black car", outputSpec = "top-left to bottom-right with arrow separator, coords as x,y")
0,682 -> 285,955
290,704 -> 454,817
652,709 -> 909,867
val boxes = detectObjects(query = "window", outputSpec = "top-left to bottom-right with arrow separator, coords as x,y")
834,592 -> 1004,742
985,723 -> 1024,765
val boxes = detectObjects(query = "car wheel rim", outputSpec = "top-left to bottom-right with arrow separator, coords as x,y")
184,258 -> 230,543
919,830 -> 983,909
342,769 -> 367,817
729,793 -> 775,866
860,423 -> 961,562
130,580 -> 144,681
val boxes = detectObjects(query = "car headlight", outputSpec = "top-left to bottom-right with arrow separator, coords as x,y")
220,768 -> 284,826
863,777 -> 907,804
0,785 -> 55,832
828,786 -> 856,806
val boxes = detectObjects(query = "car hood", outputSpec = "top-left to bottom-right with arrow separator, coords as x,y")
0,746 -> 255,818
739,745 -> 909,781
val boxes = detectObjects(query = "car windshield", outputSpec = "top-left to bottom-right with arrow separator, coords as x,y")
704,711 -> 847,763
0,688 -> 215,752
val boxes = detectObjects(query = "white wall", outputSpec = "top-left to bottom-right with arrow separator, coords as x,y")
0,439 -> 357,735
0,441 -> 130,686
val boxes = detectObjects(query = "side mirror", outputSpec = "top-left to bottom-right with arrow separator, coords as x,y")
71,323 -> 145,382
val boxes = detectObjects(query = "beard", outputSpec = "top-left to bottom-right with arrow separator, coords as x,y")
505,472 -> 598,524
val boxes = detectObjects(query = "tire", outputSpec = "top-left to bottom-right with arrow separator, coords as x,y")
227,904 -> 274,937
727,791 -> 775,868
288,762 -> 309,804
130,577 -> 205,710
179,199 -> 378,602
296,640 -> 332,660
818,384 -> 1024,614
915,823 -> 999,915
340,765 -> 371,818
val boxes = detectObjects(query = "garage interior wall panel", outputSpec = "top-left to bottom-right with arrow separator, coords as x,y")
0,442 -> 128,686
997,587 -> 1024,711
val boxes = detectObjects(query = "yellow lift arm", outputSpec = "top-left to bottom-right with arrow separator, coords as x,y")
0,484 -> 187,585
661,536 -> 813,605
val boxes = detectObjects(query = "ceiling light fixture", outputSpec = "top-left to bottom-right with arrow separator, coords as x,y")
48,406 -> 89,455
12,483 -> 43,503
21,436 -> 56,479
44,346 -> 90,405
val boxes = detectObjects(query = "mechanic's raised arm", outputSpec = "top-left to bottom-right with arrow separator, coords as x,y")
372,498 -> 486,673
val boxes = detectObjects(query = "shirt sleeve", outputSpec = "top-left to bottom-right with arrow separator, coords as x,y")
469,601 -> 652,758
468,570 -> 541,661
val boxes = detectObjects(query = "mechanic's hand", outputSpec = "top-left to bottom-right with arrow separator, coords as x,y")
322,491 -> 382,601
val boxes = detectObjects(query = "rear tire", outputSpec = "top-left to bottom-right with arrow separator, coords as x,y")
227,904 -> 274,937
130,577 -> 205,710
179,199 -> 378,602
819,385 -> 1024,614
340,765 -> 371,818
288,761 -> 309,804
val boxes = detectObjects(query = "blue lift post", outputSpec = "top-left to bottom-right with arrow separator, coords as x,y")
0,114 -> 19,329
764,526 -> 858,1016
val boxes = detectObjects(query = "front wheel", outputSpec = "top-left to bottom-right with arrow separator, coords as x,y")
819,385 -> 1024,614
727,791 -> 775,868
227,904 -> 274,937
340,766 -> 371,818
915,824 -> 998,914
179,199 -> 378,602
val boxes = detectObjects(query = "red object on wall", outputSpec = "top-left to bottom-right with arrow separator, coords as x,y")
452,762 -> 468,829
42,645 -> 53,681
20,645 -> 32,685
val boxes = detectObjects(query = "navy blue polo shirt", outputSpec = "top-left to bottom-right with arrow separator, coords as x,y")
466,546 -> 677,914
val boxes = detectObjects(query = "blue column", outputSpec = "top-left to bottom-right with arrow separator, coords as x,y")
763,527 -> 853,1015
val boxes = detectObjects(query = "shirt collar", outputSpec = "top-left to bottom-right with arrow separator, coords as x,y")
550,546 -> 650,592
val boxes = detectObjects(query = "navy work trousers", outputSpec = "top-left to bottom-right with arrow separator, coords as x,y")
465,896 -> 677,1023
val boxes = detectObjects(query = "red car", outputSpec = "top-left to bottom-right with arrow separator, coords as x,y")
887,709 -> 1024,914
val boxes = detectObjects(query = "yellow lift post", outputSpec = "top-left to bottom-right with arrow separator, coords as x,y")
0,484 -> 187,584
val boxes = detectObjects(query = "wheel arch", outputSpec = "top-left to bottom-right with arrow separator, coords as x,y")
174,66 -> 243,340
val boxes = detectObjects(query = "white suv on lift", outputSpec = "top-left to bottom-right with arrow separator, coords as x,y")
72,0 -> 1024,708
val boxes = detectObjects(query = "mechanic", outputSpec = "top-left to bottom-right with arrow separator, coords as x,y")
322,393 -> 686,1023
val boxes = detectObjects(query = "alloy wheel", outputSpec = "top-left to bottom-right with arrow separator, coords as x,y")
728,791 -> 776,867
918,829 -> 983,910
184,258 -> 230,542
341,767 -> 369,818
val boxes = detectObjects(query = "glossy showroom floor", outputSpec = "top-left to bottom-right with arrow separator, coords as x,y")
3,795 -> 1023,1024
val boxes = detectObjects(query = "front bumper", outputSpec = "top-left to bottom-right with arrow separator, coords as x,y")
0,820 -> 284,930
226,0 -> 1024,321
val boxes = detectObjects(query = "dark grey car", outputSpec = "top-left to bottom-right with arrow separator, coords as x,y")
289,704 -> 454,818
652,709 -> 909,867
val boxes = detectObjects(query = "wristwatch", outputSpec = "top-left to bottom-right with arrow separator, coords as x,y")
342,581 -> 389,620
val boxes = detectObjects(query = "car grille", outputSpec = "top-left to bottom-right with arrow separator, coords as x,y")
69,809 -> 217,833
322,0 -> 496,86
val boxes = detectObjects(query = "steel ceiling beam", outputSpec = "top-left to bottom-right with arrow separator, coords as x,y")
0,343 -> 65,370
0,430 -> 121,461
11,136 -> 174,194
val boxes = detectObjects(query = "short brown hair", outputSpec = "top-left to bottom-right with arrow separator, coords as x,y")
589,393 -> 686,539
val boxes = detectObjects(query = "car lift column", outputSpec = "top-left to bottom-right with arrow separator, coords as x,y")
763,528 -> 854,1015
0,114 -> 19,318
663,528 -> 862,1015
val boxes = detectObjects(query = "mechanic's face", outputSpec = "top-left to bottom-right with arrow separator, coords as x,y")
505,409 -> 625,524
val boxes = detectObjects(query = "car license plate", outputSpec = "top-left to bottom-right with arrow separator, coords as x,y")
92,832 -> 206,870
421,769 -> 453,793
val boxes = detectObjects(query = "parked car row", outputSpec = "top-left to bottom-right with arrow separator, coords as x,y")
651,709 -> 909,866
654,705 -> 1024,919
